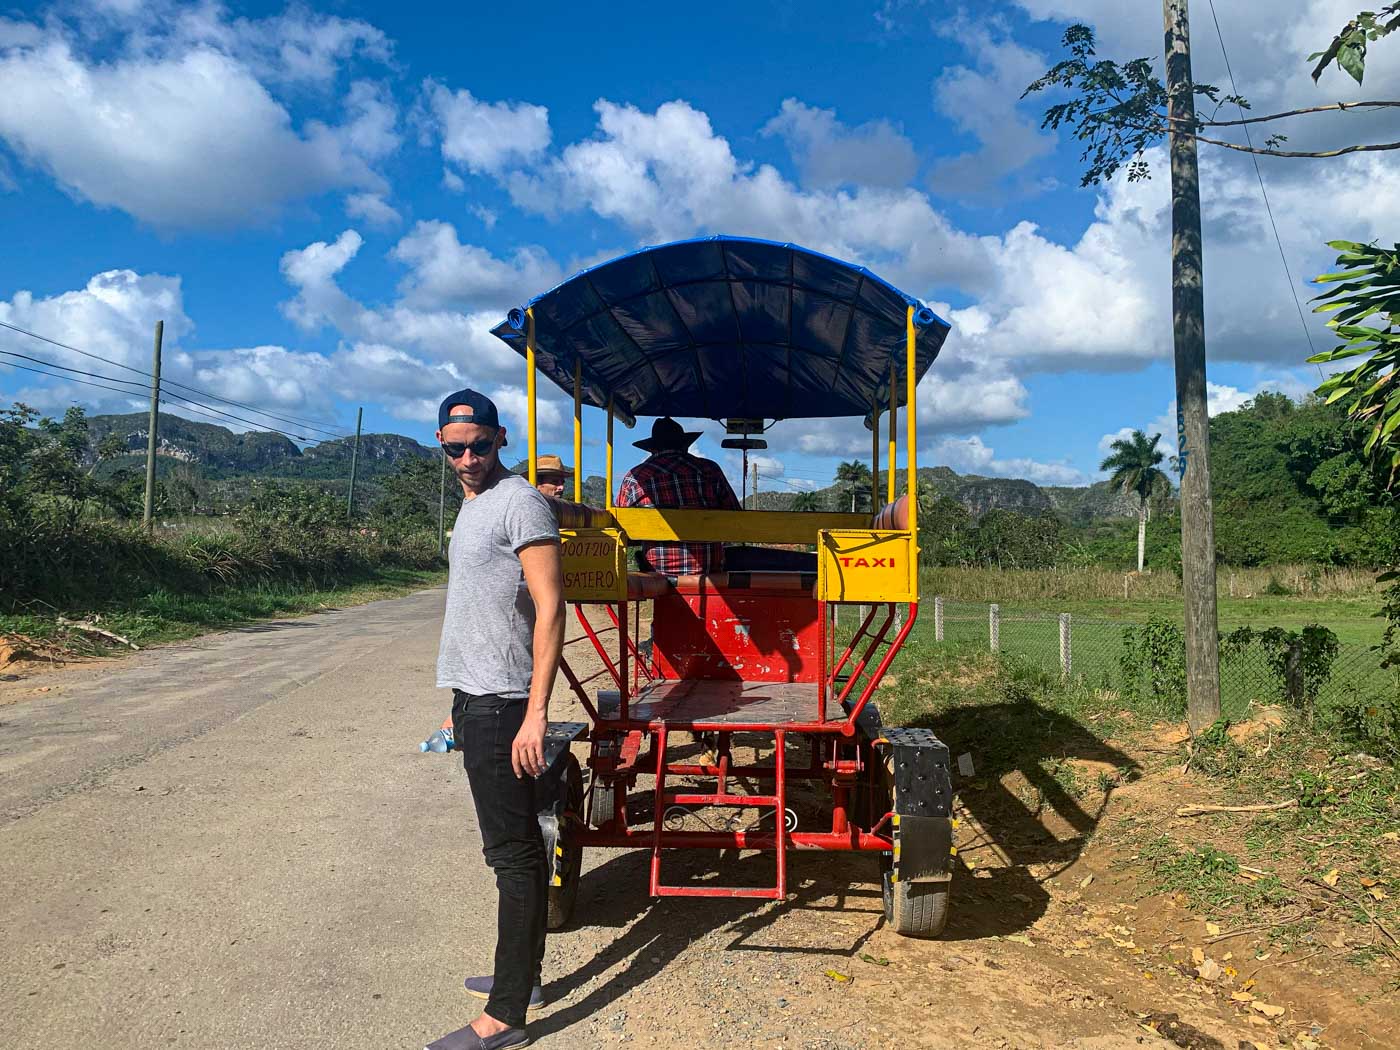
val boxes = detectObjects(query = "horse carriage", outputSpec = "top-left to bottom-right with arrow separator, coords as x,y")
492,235 -> 956,936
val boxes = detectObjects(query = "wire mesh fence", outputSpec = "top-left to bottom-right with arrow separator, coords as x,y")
928,597 -> 1397,723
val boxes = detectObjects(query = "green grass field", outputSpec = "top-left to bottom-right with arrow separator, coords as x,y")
907,568 -> 1394,723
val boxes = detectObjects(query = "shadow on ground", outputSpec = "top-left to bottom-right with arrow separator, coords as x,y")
530,699 -> 1139,1037
906,698 -> 1141,940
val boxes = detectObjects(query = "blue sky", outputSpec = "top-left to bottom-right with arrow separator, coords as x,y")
2,0 -> 1397,493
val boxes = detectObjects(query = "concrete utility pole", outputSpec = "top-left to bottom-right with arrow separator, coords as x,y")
346,406 -> 363,524
752,462 -> 759,507
437,452 -> 448,556
142,320 -> 163,530
1163,0 -> 1221,733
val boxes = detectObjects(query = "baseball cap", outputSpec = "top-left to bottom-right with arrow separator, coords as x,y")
438,388 -> 501,430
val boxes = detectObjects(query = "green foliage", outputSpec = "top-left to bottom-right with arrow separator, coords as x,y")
1099,429 -> 1168,503
1208,392 -> 1396,567
369,455 -> 445,534
835,459 -> 872,512
0,405 -> 442,616
916,491 -> 1066,569
1309,4 -> 1400,84
1119,616 -> 1187,715
1310,240 -> 1400,483
1191,719 -> 1248,778
790,491 -> 820,512
1022,25 -> 1242,186
1221,623 -> 1341,721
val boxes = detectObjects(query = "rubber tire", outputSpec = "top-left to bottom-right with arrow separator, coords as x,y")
588,776 -> 618,829
881,867 -> 950,939
547,753 -> 584,931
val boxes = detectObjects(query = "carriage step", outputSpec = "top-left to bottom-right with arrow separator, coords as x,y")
649,727 -> 789,901
663,793 -> 779,807
652,884 -> 783,899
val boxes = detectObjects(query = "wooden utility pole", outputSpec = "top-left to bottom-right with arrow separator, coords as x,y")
1163,0 -> 1221,733
437,451 -> 448,556
142,320 -> 163,530
346,406 -> 363,524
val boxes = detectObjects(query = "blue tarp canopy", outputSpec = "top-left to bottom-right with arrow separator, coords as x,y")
490,236 -> 950,424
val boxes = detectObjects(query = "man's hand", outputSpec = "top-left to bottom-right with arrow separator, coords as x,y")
512,708 -> 548,778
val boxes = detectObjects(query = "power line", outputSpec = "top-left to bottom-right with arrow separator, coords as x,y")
1204,0 -> 1323,377
1,347 -> 332,445
1,359 -> 153,402
0,318 -> 349,436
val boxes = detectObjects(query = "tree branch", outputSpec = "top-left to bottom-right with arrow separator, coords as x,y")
1192,131 -> 1400,158
1188,99 -> 1400,127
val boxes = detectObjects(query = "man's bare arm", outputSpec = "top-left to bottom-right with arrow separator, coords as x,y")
513,539 -> 564,778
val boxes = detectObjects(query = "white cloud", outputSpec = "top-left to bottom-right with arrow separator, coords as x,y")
345,192 -> 401,228
0,268 -> 354,429
761,99 -> 918,189
0,8 -> 398,228
929,28 -> 1055,193
932,435 -> 1088,485
500,99 -> 998,294
426,81 -> 552,176
389,221 -> 564,312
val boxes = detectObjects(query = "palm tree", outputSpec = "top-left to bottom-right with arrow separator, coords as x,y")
1099,430 -> 1169,573
835,460 -> 872,512
791,491 -> 820,512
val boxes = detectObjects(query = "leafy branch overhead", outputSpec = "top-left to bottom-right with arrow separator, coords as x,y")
1310,3 -> 1400,84
1310,241 -> 1400,481
1023,24 -> 1400,187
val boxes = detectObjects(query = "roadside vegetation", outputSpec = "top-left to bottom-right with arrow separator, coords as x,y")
1,404 -> 445,656
881,640 -> 1399,1003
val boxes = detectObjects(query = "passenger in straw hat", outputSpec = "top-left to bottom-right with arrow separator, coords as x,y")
526,454 -> 572,499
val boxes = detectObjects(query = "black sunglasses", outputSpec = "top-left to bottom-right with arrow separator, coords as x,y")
441,436 -> 497,459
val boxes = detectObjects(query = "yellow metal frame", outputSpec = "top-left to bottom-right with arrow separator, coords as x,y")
526,308 -> 538,486
573,360 -> 583,503
611,507 -> 868,545
560,528 -> 627,602
519,299 -> 923,603
817,530 -> 915,603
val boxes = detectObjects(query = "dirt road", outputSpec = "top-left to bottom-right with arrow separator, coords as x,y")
1,589 -> 1341,1049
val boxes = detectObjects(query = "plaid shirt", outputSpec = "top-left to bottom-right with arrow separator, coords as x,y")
616,451 -> 741,575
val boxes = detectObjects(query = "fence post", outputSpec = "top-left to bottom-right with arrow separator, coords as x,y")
1059,613 -> 1072,678
934,597 -> 944,642
989,603 -> 1000,652
1284,640 -> 1303,702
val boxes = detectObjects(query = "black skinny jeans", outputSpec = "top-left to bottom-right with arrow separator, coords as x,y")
452,691 -> 547,1029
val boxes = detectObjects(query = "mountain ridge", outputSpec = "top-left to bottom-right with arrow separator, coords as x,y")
78,411 -> 1140,522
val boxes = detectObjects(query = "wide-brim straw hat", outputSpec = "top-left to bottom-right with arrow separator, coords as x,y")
533,453 -> 573,477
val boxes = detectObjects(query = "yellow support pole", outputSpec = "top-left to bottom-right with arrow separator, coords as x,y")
573,359 -> 583,503
871,401 -> 880,512
605,396 -> 614,511
887,361 -> 897,505
905,305 -> 918,539
526,308 -> 538,486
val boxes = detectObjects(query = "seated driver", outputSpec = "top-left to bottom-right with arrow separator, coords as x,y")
616,417 -> 740,576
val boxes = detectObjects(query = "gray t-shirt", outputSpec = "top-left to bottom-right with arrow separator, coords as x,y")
436,474 -> 560,698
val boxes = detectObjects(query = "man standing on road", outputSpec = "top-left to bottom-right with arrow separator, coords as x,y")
433,388 -> 563,1050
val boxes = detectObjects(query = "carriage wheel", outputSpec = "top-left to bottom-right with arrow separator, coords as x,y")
547,753 -> 584,930
881,862 -> 950,938
873,747 -> 951,938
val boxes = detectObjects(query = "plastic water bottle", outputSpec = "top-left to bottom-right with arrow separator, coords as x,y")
419,726 -> 454,753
